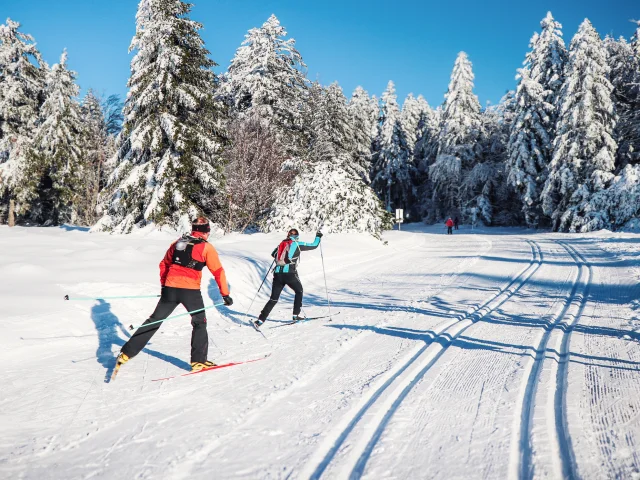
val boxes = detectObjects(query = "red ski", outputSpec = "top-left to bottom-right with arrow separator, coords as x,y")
151,355 -> 270,381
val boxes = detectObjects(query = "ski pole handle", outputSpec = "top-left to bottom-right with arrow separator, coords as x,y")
64,294 -> 161,301
128,302 -> 224,331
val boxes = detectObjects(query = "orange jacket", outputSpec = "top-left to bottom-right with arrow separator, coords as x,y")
160,234 -> 230,295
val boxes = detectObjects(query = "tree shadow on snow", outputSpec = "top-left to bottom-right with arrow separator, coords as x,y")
90,300 -> 190,383
326,321 -> 640,373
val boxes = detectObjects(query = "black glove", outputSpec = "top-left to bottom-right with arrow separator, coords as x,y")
316,231 -> 323,238
223,296 -> 233,306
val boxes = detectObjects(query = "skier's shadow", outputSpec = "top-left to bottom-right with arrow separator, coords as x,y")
90,300 -> 190,383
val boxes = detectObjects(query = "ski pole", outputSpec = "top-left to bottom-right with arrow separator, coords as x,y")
128,302 -> 224,331
244,259 -> 275,318
319,239 -> 333,321
64,294 -> 161,301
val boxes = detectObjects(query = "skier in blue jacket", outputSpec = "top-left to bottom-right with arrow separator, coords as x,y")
255,228 -> 322,327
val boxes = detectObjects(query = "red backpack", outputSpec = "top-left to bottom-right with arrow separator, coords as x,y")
276,239 -> 293,266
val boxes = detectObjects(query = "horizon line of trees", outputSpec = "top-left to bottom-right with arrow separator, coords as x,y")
1,4 -> 639,235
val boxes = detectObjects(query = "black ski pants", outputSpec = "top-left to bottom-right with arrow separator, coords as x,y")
121,286 -> 208,363
447,226 -> 453,234
259,272 -> 303,320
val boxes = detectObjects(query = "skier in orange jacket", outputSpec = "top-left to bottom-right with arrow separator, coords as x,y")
115,217 -> 232,374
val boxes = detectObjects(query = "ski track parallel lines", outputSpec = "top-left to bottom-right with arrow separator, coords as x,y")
508,239 -> 582,480
346,240 -> 544,480
302,238 -> 542,480
554,241 -> 592,480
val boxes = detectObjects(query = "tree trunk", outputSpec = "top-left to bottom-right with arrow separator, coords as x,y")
8,199 -> 15,227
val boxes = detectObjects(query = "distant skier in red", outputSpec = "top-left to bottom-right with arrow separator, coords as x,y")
446,217 -> 454,235
113,217 -> 233,378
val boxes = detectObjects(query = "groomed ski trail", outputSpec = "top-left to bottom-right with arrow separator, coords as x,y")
508,240 -> 591,479
301,240 -> 543,479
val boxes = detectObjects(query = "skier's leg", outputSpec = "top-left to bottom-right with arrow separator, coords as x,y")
259,274 -> 286,320
287,274 -> 304,316
121,287 -> 179,359
180,289 -> 208,364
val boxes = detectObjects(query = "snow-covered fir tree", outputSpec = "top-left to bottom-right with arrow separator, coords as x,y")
429,52 -> 481,221
265,82 -> 391,236
348,86 -> 379,183
507,12 -> 567,228
464,93 -> 521,226
94,0 -> 226,233
77,90 -> 118,224
606,35 -> 640,169
19,50 -> 85,225
541,19 -> 617,232
371,81 -> 414,213
411,101 -> 439,220
588,163 -> 640,230
223,14 -> 307,160
0,18 -> 46,223
400,94 -> 432,155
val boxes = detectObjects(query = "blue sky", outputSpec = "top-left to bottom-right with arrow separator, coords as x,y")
5,0 -> 639,108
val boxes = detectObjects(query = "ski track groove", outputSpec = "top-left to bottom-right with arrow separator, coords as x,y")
506,239 -> 588,480
303,238 -> 543,480
552,241 -> 592,480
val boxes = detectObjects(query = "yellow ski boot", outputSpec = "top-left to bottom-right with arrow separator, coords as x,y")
111,352 -> 130,381
190,360 -> 217,372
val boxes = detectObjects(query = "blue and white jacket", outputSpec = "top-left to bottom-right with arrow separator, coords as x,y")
272,235 -> 321,273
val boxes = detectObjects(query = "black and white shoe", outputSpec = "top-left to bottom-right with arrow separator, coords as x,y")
292,314 -> 307,322
254,319 -> 265,328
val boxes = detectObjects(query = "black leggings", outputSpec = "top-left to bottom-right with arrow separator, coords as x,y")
259,272 -> 304,320
122,286 -> 208,363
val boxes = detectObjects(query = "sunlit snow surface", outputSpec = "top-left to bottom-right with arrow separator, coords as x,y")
1,224 -> 639,479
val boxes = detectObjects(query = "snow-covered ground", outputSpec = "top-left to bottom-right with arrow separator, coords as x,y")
1,224 -> 639,479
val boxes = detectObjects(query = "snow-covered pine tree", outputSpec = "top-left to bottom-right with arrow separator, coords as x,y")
507,12 -> 567,228
588,163 -> 640,230
412,95 -> 436,161
265,82 -> 391,236
348,86 -> 379,183
94,0 -> 226,233
19,50 -> 85,225
464,92 -> 521,226
371,81 -> 414,213
224,14 -> 307,161
411,99 -> 439,220
429,52 -> 481,221
77,90 -> 118,224
606,35 -> 640,169
400,93 -> 424,154
541,19 -> 617,232
0,18 -> 46,224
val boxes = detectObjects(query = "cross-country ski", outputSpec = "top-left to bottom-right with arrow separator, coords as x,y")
151,355 -> 271,381
271,312 -> 341,327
